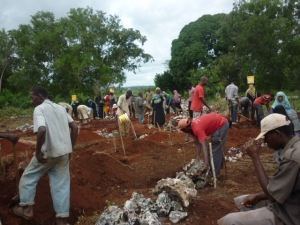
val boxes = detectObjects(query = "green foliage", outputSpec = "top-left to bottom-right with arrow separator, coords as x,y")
154,71 -> 179,93
0,89 -> 32,109
169,14 -> 227,93
0,7 -> 153,98
0,106 -> 33,119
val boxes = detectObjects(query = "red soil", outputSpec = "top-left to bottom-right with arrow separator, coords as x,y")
0,115 -> 278,225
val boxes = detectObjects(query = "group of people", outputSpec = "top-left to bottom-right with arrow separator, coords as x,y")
177,77 -> 300,224
1,78 -> 299,224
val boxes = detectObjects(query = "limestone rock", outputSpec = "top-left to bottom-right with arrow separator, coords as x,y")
152,173 -> 197,207
169,211 -> 188,223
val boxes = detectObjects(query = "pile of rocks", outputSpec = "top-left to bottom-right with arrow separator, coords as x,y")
96,173 -> 196,224
16,123 -> 33,132
94,129 -> 119,138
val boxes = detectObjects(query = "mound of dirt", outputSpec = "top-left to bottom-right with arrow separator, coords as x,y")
0,114 -> 277,225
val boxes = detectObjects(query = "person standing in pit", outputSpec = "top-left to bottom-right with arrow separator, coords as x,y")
13,86 -> 78,225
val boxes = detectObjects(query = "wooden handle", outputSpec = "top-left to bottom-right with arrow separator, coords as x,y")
12,143 -> 20,188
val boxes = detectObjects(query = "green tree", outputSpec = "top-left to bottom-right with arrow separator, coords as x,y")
154,71 -> 178,92
0,29 -> 15,93
218,0 -> 299,92
169,13 -> 227,93
4,7 -> 153,98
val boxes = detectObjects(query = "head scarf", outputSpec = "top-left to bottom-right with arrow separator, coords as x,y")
272,91 -> 291,110
153,87 -> 161,100
173,90 -> 181,103
245,84 -> 256,98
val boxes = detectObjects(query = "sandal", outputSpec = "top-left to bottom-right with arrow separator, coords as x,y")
56,217 -> 70,225
13,206 -> 34,220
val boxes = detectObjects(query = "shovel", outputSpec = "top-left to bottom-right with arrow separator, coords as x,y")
238,113 -> 253,122
9,143 -> 20,207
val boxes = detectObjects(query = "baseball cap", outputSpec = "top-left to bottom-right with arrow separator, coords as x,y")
112,104 -> 118,109
177,119 -> 191,130
255,113 -> 291,140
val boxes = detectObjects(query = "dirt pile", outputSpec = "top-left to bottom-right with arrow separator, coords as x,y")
0,115 -> 278,224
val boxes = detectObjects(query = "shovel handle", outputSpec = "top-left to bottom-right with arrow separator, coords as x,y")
12,143 -> 20,188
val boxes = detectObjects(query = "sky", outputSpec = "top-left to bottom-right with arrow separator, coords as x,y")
1,0 -> 235,87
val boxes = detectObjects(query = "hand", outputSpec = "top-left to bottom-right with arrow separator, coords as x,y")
36,151 -> 47,164
243,139 -> 259,158
122,110 -> 126,114
6,134 -> 19,144
241,194 -> 260,208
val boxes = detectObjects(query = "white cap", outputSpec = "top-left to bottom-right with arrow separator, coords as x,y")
255,113 -> 291,140
112,104 -> 118,109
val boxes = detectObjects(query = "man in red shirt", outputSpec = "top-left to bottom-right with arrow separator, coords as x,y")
191,76 -> 211,119
178,114 -> 229,177
253,94 -> 274,126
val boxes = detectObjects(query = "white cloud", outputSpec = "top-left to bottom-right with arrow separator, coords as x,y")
0,0 -> 235,86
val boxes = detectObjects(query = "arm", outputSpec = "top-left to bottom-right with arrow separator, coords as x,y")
266,103 -> 271,113
69,121 -> 78,148
194,138 -> 209,170
35,126 -> 47,163
241,192 -> 269,208
244,139 -> 276,202
202,98 -> 211,111
0,133 -> 19,144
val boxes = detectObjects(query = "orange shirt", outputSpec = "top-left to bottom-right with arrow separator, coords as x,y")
191,114 -> 227,142
254,95 -> 271,106
191,84 -> 205,112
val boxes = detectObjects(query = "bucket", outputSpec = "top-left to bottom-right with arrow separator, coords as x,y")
72,95 -> 77,101
247,76 -> 255,84
109,88 -> 115,93
119,113 -> 130,123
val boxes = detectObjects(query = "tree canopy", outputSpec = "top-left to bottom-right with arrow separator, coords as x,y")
0,7 -> 153,97
157,0 -> 300,95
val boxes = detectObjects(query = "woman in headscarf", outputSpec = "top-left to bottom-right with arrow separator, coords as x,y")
88,99 -> 100,119
151,87 -> 165,126
173,90 -> 182,115
272,105 -> 300,163
271,91 -> 291,111
245,84 -> 256,120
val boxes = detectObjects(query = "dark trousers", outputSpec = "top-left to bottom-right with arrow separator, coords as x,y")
188,101 -> 193,118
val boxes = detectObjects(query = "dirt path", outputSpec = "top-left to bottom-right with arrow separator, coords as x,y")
0,115 -> 278,224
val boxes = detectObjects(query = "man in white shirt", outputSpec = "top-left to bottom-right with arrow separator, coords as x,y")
225,79 -> 239,125
13,86 -> 78,225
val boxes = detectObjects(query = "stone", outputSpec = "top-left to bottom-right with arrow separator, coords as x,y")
169,211 -> 188,223
124,200 -> 139,212
152,173 -> 197,207
139,210 -> 161,225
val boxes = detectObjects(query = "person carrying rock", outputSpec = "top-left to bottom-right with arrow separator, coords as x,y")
13,86 -> 78,225
218,113 -> 300,225
177,114 -> 229,176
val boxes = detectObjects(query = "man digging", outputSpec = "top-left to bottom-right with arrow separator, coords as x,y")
178,114 -> 229,177
13,86 -> 78,225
